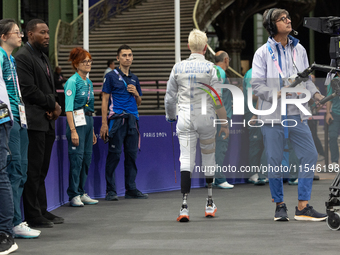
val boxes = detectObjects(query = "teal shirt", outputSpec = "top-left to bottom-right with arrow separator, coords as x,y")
64,72 -> 95,112
0,47 -> 20,120
327,80 -> 340,115
215,65 -> 232,119
243,68 -> 256,115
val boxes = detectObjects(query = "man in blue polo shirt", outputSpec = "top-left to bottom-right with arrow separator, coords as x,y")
100,44 -> 148,200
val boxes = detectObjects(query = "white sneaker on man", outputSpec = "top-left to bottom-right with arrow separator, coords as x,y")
248,173 -> 258,183
70,195 -> 84,207
80,193 -> 98,205
317,155 -> 324,162
13,222 -> 41,239
216,181 -> 234,189
330,162 -> 339,170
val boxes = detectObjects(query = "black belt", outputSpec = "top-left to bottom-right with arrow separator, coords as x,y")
85,111 -> 93,116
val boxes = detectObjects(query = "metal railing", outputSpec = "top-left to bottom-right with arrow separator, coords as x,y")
193,0 -> 243,78
54,0 -> 145,66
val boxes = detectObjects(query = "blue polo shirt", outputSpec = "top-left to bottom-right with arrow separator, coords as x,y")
64,72 -> 95,113
102,67 -> 142,119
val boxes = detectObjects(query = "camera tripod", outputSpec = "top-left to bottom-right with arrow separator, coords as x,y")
288,63 -> 340,230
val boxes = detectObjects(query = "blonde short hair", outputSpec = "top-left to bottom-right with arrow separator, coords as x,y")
188,29 -> 207,53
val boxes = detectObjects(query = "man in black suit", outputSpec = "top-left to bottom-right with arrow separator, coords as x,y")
15,19 -> 64,228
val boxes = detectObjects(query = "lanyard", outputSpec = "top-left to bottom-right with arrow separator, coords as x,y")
84,79 -> 91,108
267,42 -> 297,82
113,69 -> 127,88
0,46 -> 23,103
27,42 -> 50,77
267,41 -> 298,139
27,42 -> 33,51
9,59 -> 23,103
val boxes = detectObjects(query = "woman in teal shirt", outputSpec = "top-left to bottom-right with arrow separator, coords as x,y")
64,47 -> 98,207
1,18 -> 41,239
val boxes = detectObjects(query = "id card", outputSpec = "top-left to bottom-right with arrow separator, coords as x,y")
73,109 -> 86,127
18,103 -> 28,129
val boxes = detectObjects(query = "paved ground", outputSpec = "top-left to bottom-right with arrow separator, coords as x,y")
14,173 -> 340,255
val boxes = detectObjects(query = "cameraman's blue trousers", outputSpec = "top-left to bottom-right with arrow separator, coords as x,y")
261,115 -> 317,203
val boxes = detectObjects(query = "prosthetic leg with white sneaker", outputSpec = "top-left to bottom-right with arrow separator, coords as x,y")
205,177 -> 217,217
177,171 -> 191,222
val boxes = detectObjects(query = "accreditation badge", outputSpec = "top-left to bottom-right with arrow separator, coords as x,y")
18,103 -> 28,129
73,109 -> 87,127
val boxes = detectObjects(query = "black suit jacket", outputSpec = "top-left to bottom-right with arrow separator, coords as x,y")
15,43 -> 57,131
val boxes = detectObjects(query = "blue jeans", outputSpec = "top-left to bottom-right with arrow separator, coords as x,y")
66,116 -> 93,199
328,112 -> 340,163
0,122 -> 14,237
261,116 -> 317,202
7,120 -> 28,226
105,115 -> 139,195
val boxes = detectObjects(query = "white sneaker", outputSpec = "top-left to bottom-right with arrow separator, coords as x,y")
317,155 -> 325,162
330,162 -> 339,170
288,178 -> 298,185
13,222 -> 41,239
248,173 -> 258,183
70,195 -> 84,207
80,193 -> 99,205
177,206 -> 189,222
205,199 -> 217,217
216,181 -> 234,189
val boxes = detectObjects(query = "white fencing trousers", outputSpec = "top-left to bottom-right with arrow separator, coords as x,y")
176,108 -> 216,177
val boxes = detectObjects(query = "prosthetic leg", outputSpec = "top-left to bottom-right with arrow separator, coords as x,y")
201,138 -> 217,218
177,171 -> 191,222
326,170 -> 340,230
205,177 -> 217,217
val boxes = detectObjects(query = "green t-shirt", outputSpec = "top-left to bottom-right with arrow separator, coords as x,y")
64,72 -> 95,112
327,78 -> 340,115
215,65 -> 232,119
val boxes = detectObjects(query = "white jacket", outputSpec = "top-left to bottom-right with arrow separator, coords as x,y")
165,53 -> 222,120
251,36 -> 319,123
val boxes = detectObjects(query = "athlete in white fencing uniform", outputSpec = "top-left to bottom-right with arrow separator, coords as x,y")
165,29 -> 229,222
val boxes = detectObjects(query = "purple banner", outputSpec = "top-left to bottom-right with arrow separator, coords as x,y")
45,115 -> 248,211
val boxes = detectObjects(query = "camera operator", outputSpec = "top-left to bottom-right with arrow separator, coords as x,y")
251,8 -> 326,222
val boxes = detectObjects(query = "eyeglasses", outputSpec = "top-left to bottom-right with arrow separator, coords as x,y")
8,31 -> 24,38
227,57 -> 232,61
276,15 -> 291,24
81,59 -> 93,65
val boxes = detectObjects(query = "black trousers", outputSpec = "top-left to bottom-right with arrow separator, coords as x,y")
23,128 -> 55,220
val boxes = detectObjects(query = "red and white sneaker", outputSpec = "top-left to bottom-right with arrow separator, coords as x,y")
205,199 -> 217,217
177,205 -> 189,222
